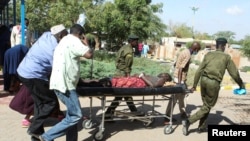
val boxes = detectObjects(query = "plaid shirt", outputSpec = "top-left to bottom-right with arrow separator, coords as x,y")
173,48 -> 191,82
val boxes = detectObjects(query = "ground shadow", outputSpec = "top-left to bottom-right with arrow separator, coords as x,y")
41,106 -> 102,129
79,102 -> 209,140
186,109 -> 236,134
76,103 -> 175,141
186,104 -> 198,115
31,100 -> 239,140
79,97 -> 249,139
80,117 -> 171,141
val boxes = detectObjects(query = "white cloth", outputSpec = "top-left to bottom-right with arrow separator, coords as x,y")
174,78 -> 184,84
50,34 -> 89,93
10,25 -> 26,47
50,24 -> 66,35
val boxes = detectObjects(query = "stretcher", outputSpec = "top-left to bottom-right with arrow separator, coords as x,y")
76,86 -> 186,141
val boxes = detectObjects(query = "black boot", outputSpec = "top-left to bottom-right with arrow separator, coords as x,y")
182,119 -> 190,136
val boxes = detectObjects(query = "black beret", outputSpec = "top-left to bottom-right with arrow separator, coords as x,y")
128,34 -> 139,40
216,37 -> 227,44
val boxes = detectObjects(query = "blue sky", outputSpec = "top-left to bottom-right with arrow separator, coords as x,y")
152,0 -> 250,40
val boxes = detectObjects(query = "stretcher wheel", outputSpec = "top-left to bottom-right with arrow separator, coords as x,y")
164,125 -> 173,134
93,130 -> 104,141
82,119 -> 93,129
143,118 -> 154,127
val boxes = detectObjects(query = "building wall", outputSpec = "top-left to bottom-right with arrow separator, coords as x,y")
152,42 -> 248,69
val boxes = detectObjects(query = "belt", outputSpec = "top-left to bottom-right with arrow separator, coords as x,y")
202,75 -> 221,82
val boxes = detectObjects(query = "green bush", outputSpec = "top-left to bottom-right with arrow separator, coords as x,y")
186,68 -> 198,86
80,60 -> 115,79
93,50 -> 116,62
80,51 -> 237,87
240,66 -> 250,72
132,57 -> 171,75
80,51 -> 171,79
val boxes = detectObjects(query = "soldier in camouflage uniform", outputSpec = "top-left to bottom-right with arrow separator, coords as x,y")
115,35 -> 139,77
182,37 -> 245,135
105,35 -> 140,118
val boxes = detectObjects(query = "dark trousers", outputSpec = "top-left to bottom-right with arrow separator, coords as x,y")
18,75 -> 60,137
3,74 -> 20,92
106,96 -> 137,114
3,73 -> 11,91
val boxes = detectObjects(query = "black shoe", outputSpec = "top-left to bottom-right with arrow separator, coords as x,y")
182,119 -> 190,136
31,136 -> 40,141
27,130 -> 40,140
196,127 -> 207,133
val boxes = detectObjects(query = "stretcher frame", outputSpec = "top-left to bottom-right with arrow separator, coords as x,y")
76,86 -> 185,141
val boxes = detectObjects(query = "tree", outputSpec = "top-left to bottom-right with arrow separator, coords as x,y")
194,32 -> 213,40
14,0 -> 95,33
241,35 -> 250,57
169,23 -> 193,38
213,31 -> 236,43
83,0 -> 167,50
14,0 -> 167,50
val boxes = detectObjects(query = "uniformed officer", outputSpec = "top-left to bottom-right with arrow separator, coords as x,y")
115,34 -> 139,77
105,35 -> 140,118
182,37 -> 245,136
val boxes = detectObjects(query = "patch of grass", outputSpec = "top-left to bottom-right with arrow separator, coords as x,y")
132,58 -> 170,75
186,68 -> 198,86
80,51 -> 235,87
80,51 -> 171,79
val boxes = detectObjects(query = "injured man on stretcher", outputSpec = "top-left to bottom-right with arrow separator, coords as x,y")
78,72 -> 175,119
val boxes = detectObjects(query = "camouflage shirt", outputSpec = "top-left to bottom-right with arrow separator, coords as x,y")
115,44 -> 134,75
173,48 -> 191,82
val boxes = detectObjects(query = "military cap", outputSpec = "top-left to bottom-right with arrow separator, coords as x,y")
216,37 -> 227,44
128,34 -> 139,40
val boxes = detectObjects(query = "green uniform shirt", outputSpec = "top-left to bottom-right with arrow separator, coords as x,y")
193,49 -> 244,88
115,44 -> 134,75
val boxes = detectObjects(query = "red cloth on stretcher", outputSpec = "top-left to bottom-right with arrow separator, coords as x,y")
111,77 -> 146,88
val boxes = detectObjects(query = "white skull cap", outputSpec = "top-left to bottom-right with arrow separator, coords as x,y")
50,24 -> 66,35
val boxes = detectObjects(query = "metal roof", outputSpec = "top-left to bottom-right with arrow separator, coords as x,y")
0,0 -> 10,10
